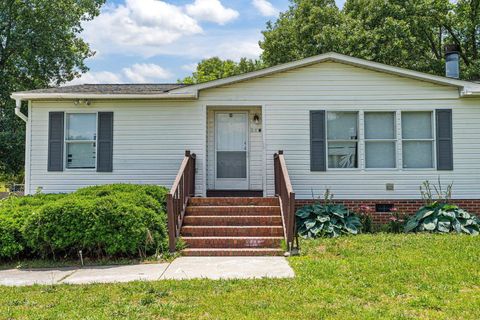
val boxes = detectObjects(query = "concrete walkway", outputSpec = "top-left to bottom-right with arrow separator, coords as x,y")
0,257 -> 294,286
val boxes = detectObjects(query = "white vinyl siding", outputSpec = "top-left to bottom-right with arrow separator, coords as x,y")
28,101 -> 205,195
26,61 -> 480,201
197,62 -> 480,199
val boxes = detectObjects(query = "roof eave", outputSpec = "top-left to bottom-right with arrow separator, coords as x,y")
10,92 -> 198,101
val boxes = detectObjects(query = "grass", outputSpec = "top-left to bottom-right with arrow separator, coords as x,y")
0,234 -> 479,319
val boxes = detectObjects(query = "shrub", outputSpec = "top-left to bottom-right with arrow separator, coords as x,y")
0,193 -> 65,259
296,190 -> 362,238
0,184 -> 169,260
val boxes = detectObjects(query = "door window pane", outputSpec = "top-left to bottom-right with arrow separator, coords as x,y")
66,142 -> 96,169
403,141 -> 433,168
328,142 -> 358,168
365,112 -> 395,139
216,113 -> 247,179
217,151 -> 247,178
402,112 -> 432,139
66,114 -> 97,140
366,142 -> 396,168
216,113 -> 246,151
327,112 -> 358,140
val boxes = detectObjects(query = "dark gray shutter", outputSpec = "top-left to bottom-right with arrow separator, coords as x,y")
48,112 -> 64,171
436,109 -> 453,170
310,110 -> 326,171
97,112 -> 114,172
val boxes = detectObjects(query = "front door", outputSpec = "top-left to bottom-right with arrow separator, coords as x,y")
215,112 -> 248,189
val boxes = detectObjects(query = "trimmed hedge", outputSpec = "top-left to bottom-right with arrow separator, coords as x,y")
0,184 -> 169,260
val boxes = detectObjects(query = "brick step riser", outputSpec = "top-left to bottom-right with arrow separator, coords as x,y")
183,238 -> 282,248
183,216 -> 283,226
182,250 -> 284,257
181,227 -> 284,237
186,206 -> 281,215
186,211 -> 281,217
189,197 -> 279,207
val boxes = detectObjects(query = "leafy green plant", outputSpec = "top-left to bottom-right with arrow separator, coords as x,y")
404,202 -> 480,235
386,208 -> 408,234
296,190 -> 362,238
405,179 -> 480,235
0,184 -> 169,260
358,205 -> 374,233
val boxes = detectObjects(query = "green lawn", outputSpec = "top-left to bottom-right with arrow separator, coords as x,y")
1,234 -> 479,319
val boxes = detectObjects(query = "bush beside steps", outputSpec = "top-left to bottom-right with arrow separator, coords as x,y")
0,184 -> 169,261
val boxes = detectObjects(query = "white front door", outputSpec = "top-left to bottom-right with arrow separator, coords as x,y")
215,112 -> 249,189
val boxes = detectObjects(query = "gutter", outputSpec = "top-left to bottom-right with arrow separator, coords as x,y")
460,88 -> 480,97
10,92 -> 198,101
14,98 -> 28,122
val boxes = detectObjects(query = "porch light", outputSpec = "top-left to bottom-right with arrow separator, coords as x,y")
253,114 -> 260,124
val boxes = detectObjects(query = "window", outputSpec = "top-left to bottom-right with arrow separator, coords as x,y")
327,112 -> 358,168
365,112 -> 396,168
65,113 -> 97,169
401,112 -> 434,168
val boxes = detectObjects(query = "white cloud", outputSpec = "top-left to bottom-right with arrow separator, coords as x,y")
123,63 -> 173,83
252,0 -> 278,17
68,71 -> 123,85
186,0 -> 239,25
82,0 -> 202,54
181,63 -> 198,72
66,63 -> 174,85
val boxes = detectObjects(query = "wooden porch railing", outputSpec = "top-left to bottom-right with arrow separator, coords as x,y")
274,150 -> 298,253
167,150 -> 196,252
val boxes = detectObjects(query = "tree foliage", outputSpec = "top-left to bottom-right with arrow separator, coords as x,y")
0,0 -> 105,183
180,57 -> 264,84
260,0 -> 480,80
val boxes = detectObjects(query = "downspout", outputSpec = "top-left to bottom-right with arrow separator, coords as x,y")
14,98 -> 28,122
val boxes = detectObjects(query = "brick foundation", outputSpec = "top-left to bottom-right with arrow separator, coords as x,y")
295,199 -> 480,224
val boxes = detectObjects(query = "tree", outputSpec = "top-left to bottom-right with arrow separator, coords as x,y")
0,0 -> 105,183
260,0 -> 480,80
180,57 -> 263,84
260,0 -> 346,66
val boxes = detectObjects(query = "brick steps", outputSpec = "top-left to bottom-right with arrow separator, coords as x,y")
181,225 -> 284,237
180,196 -> 285,256
182,248 -> 285,256
186,206 -> 281,215
182,237 -> 283,248
189,197 -> 279,206
183,215 -> 282,226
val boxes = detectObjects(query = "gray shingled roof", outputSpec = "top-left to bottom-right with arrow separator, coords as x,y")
17,84 -> 188,95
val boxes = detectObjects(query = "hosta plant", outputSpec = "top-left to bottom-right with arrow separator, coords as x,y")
405,179 -> 480,235
296,191 -> 362,238
404,202 -> 480,235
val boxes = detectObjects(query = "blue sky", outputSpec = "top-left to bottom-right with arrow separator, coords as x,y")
73,0 -> 345,84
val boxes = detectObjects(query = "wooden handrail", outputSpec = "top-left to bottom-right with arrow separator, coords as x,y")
167,150 -> 196,252
274,150 -> 297,253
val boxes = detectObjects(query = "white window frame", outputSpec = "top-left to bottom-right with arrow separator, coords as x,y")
64,112 -> 98,171
323,109 -> 436,171
364,111 -> 397,170
400,110 -> 436,170
326,111 -> 359,170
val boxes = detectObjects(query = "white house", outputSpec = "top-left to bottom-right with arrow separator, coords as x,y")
11,52 -> 480,255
